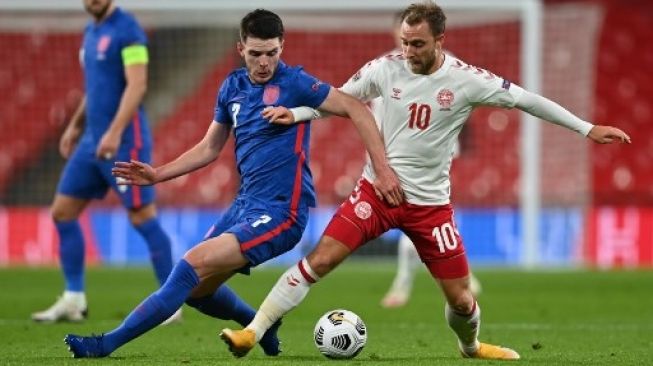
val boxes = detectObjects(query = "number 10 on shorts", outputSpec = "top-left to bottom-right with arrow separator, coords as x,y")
432,222 -> 458,253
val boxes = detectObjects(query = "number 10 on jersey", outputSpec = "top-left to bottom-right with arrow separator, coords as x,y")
408,103 -> 431,130
432,222 -> 458,253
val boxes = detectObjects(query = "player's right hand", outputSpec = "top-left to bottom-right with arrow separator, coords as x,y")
262,106 -> 295,124
373,165 -> 404,206
112,160 -> 157,185
59,127 -> 81,159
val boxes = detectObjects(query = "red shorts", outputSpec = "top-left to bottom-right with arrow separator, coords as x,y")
324,178 -> 469,279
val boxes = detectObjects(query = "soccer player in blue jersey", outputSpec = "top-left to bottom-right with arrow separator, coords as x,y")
32,0 -> 179,324
63,8 -> 402,358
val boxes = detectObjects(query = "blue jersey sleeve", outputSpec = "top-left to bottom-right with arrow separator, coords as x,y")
294,69 -> 331,108
213,78 -> 232,124
120,16 -> 147,47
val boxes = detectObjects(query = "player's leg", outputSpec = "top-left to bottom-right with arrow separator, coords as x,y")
221,178 -> 393,357
406,204 -> 518,360
33,146 -> 104,323
381,233 -> 420,308
183,203 -> 303,356
220,235 -> 352,357
65,233 -> 246,358
127,204 -> 173,287
438,275 -> 518,360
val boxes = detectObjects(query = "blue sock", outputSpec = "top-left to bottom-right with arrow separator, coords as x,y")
185,285 -> 255,325
134,218 -> 173,286
55,220 -> 85,292
102,259 -> 199,354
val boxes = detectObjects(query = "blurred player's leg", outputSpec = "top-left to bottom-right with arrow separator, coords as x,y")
381,234 -> 420,308
32,194 -> 89,322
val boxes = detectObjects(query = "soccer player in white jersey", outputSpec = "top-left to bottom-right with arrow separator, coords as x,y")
377,11 -> 481,309
221,1 -> 631,360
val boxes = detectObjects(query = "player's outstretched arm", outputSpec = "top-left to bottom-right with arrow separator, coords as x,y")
515,90 -> 631,144
112,122 -> 231,185
317,87 -> 404,206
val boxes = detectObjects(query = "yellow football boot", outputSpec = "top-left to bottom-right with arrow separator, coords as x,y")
219,328 -> 257,358
462,342 -> 520,360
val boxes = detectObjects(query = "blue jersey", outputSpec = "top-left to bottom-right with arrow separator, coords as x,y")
214,61 -> 330,209
80,7 -> 151,149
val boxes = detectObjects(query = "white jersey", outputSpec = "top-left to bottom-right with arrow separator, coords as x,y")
341,53 -> 524,205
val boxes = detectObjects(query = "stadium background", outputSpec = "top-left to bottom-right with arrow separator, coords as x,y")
0,0 -> 651,269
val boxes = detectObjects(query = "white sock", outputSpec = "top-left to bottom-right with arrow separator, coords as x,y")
389,235 -> 420,294
248,258 -> 320,342
445,301 -> 481,356
63,291 -> 86,307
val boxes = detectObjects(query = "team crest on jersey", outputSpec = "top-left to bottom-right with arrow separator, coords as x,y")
436,89 -> 454,111
263,84 -> 280,105
96,35 -> 111,60
354,201 -> 372,220
391,87 -> 402,100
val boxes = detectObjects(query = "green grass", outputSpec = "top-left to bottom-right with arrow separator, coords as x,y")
0,265 -> 651,365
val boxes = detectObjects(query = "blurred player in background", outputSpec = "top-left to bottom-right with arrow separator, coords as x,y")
63,8 -> 402,358
378,11 -> 481,309
31,0 -> 180,324
221,0 -> 630,360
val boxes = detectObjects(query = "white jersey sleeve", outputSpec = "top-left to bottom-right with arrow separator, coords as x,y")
340,59 -> 385,103
456,63 -> 524,108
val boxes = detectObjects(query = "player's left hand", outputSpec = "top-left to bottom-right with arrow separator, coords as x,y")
262,106 -> 295,124
96,130 -> 121,160
373,165 -> 404,206
587,125 -> 631,144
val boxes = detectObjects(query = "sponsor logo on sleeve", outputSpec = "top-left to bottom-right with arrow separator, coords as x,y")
501,79 -> 511,90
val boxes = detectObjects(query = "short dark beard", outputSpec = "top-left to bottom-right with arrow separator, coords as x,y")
86,1 -> 112,22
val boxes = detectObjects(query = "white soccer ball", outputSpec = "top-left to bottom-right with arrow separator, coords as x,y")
313,309 -> 367,359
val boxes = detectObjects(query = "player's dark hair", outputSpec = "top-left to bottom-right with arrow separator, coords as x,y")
240,9 -> 284,42
400,1 -> 446,37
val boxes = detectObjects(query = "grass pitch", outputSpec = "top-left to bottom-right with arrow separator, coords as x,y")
0,264 -> 651,365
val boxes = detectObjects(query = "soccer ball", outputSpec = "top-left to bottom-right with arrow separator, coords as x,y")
313,309 -> 367,359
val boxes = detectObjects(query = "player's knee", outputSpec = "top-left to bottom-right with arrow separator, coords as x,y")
51,206 -> 78,222
306,252 -> 339,277
128,204 -> 157,226
447,290 -> 476,315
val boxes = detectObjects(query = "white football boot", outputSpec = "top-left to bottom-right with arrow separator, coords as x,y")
32,291 -> 87,323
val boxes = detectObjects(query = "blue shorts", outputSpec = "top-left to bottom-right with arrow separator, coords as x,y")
205,197 -> 309,274
56,140 -> 154,209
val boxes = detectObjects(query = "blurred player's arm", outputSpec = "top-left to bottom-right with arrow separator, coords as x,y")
59,95 -> 86,159
97,44 -> 149,159
112,122 -> 231,186
515,90 -> 631,144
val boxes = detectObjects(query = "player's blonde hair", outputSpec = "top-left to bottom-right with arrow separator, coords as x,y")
400,1 -> 447,37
